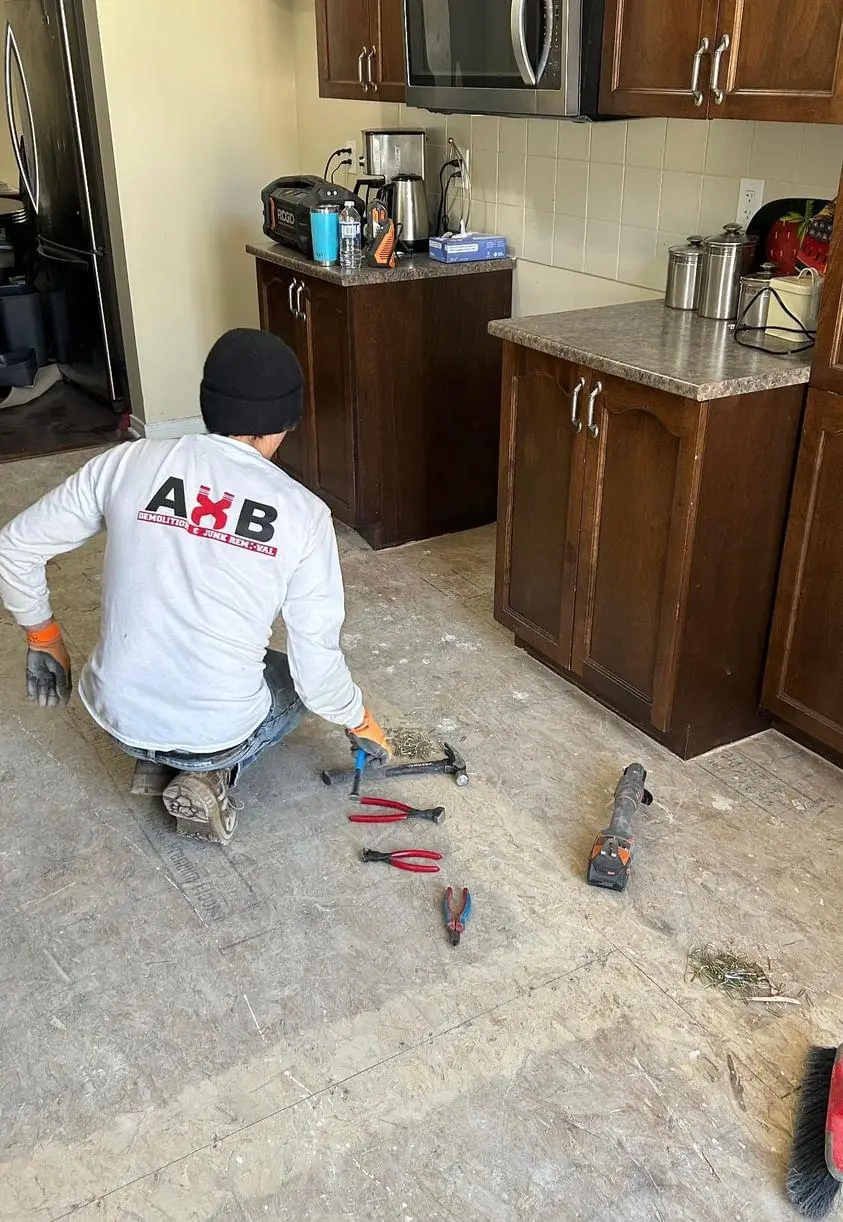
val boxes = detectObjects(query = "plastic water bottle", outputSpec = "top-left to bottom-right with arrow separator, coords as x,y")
339,200 -> 362,271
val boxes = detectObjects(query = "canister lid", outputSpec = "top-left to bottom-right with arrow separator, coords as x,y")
740,261 -> 777,287
668,234 -> 704,263
704,222 -> 759,250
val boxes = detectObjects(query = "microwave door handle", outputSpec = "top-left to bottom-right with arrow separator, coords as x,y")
535,0 -> 554,82
510,0 -> 536,86
4,24 -> 39,212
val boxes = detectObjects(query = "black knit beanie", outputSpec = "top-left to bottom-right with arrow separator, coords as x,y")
200,328 -> 304,436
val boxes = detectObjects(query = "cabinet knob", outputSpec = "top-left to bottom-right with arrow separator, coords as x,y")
710,33 -> 730,104
587,381 -> 602,439
690,37 -> 710,107
570,377 -> 585,433
358,46 -> 368,93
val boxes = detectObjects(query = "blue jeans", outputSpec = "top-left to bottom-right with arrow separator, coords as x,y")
118,650 -> 305,785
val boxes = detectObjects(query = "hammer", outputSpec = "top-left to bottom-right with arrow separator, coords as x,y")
321,742 -> 469,789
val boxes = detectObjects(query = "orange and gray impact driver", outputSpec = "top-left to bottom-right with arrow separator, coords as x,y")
587,763 -> 652,892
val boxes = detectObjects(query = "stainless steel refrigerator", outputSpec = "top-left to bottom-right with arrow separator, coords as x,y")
4,0 -> 125,406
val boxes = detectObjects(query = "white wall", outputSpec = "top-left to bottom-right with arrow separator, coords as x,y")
93,0 -> 299,428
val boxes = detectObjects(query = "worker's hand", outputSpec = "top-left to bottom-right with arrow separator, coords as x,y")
346,708 -> 391,764
25,620 -> 72,708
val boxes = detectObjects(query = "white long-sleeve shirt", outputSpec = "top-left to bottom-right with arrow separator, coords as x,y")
0,435 -> 364,752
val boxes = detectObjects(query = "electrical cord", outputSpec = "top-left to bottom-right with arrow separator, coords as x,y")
436,158 -> 461,236
330,159 -> 352,183
323,147 -> 352,182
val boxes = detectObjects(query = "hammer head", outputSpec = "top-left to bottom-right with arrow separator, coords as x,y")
443,742 -> 468,782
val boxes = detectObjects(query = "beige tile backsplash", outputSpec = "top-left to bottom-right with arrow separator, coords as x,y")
410,110 -> 843,292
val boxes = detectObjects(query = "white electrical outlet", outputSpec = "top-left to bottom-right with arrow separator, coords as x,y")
736,178 -> 765,227
342,138 -> 359,174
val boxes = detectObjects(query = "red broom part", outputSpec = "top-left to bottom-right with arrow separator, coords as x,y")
826,1049 -> 843,1182
787,1045 -> 842,1219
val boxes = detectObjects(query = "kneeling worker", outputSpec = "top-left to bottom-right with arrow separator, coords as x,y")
0,328 -> 390,843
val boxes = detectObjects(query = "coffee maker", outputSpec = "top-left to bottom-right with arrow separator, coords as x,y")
355,129 -> 429,252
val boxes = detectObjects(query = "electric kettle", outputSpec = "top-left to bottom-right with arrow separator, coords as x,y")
391,174 -> 429,252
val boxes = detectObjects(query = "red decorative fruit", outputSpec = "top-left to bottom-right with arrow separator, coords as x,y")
766,202 -> 816,275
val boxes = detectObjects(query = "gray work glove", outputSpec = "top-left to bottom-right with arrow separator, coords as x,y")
25,623 -> 72,708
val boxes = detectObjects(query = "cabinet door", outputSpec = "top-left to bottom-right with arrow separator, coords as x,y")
599,0 -> 719,117
256,265 -> 310,486
572,377 -> 705,733
762,390 -> 843,755
812,168 -> 843,394
494,345 -> 588,668
369,0 -> 406,102
300,276 -> 357,520
711,0 -> 843,121
315,0 -> 371,100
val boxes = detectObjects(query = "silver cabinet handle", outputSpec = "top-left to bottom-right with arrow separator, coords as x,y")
586,381 -> 602,438
295,281 -> 306,321
690,36 -> 709,106
288,279 -> 296,315
510,0 -> 536,86
570,377 -> 585,433
710,33 -> 730,104
4,23 -> 39,212
366,46 -> 378,92
358,46 -> 368,93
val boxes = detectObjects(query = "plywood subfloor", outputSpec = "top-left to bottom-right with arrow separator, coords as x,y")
1,449 -> 841,1221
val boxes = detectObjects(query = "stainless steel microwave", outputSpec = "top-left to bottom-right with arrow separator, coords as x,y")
403,0 -> 605,118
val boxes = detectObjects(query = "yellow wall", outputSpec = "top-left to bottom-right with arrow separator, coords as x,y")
93,0 -> 298,427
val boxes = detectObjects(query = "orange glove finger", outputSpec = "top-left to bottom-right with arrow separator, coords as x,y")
346,709 -> 391,763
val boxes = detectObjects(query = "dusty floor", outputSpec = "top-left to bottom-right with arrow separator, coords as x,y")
1,449 -> 842,1222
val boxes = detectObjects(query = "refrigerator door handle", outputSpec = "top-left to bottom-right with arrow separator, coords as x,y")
4,23 -> 39,212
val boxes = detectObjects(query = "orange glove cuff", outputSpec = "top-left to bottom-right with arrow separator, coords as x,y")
26,621 -> 62,649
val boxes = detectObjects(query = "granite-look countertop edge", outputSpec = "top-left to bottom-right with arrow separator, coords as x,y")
247,240 -> 516,286
489,302 -> 812,401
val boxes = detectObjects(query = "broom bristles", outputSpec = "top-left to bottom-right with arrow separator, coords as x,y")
787,1046 -> 841,1219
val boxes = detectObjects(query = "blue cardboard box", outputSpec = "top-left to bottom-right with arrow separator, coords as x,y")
428,233 -> 509,263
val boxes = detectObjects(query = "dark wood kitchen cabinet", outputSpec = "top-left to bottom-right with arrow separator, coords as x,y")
600,0 -> 843,122
255,250 -> 512,549
316,0 -> 405,102
496,343 -> 805,758
599,0 -> 720,119
761,169 -> 843,758
762,390 -> 843,757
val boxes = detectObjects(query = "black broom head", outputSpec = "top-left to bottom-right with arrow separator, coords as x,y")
787,1046 -> 841,1219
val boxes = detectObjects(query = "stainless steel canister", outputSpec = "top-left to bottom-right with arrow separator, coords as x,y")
696,223 -> 759,320
735,262 -> 777,340
665,235 -> 704,310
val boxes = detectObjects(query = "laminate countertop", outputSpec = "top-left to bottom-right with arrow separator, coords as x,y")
248,238 -> 515,287
488,299 -> 813,401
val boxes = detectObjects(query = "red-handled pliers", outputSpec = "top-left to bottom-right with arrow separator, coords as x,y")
360,848 -> 443,873
348,797 -> 445,825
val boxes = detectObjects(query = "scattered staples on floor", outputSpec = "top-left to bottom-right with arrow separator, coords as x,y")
383,723 -> 435,760
686,943 -> 804,1006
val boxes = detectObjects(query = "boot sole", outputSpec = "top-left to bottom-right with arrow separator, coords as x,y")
163,780 -> 238,846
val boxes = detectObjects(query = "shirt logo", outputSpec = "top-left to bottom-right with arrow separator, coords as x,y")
138,477 -> 278,556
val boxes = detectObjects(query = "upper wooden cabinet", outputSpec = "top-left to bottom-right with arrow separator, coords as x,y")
316,0 -> 405,103
600,0 -> 720,119
600,0 -> 843,121
812,168 -> 843,394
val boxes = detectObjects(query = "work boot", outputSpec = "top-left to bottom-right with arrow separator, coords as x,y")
162,769 -> 239,845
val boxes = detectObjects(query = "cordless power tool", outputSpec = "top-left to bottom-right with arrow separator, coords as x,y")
586,763 -> 652,892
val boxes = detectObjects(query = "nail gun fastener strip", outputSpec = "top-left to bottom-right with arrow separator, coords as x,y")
348,797 -> 446,824
443,886 -> 472,945
361,848 -> 443,873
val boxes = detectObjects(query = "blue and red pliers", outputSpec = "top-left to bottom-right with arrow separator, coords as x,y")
444,886 -> 472,945
348,797 -> 445,825
361,848 -> 443,873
